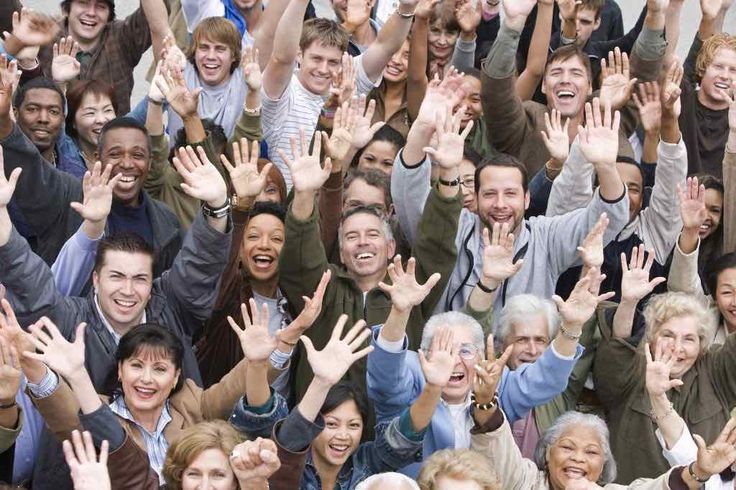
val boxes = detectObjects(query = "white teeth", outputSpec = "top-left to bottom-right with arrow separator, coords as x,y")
356,252 -> 375,259
714,82 -> 729,89
557,90 -> 575,97
119,176 -> 136,183
115,299 -> 135,307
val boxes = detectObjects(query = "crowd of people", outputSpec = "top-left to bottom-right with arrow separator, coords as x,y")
0,0 -> 733,487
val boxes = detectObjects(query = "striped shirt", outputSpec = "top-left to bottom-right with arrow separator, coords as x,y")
261,55 -> 379,190
109,396 -> 172,484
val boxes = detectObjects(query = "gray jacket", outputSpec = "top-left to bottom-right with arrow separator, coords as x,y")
391,143 -> 629,323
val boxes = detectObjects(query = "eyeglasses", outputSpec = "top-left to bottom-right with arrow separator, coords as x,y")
460,178 -> 475,190
458,343 -> 480,360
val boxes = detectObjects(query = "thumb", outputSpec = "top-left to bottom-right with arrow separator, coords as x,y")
69,202 -> 85,215
74,322 -> 87,344
417,349 -> 429,372
693,433 -> 707,453
299,335 -> 315,356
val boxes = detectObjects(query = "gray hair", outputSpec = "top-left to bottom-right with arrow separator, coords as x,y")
337,205 -> 394,248
496,294 -> 560,343
533,411 -> 617,485
420,311 -> 485,357
355,472 -> 420,490
643,292 -> 715,353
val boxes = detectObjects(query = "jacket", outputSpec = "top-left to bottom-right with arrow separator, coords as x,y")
593,305 -> 736,484
391,146 -> 629,320
0,124 -> 183,277
366,328 -> 583,477
279,185 -> 461,399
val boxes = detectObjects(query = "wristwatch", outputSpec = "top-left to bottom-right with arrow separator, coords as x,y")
202,197 -> 232,219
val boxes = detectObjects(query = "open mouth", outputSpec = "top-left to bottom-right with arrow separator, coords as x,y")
355,252 -> 376,262
491,214 -> 513,225
448,372 -> 466,384
133,386 -> 156,400
251,254 -> 275,270
556,90 -> 576,100
563,467 -> 586,479
31,128 -> 51,139
699,222 -> 712,235
114,299 -> 137,311
116,175 -> 139,188
79,19 -> 98,28
714,81 -> 730,90
328,443 -> 350,458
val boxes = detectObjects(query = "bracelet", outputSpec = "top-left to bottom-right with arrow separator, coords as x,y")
202,197 -> 232,219
438,176 -> 460,187
650,401 -> 674,422
147,96 -> 164,106
0,400 -> 17,410
321,107 -> 337,120
559,323 -> 582,341
397,10 -> 415,18
470,392 -> 498,411
476,280 -> 498,294
243,104 -> 261,115
688,462 -> 709,483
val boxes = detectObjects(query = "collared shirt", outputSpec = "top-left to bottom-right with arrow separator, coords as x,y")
12,378 -> 46,485
443,396 -> 473,449
93,294 -> 147,344
109,396 -> 172,483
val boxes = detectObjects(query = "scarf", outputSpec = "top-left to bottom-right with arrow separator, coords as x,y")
222,0 -> 248,36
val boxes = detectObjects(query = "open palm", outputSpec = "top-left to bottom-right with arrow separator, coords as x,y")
620,245 -> 665,303
419,327 -> 455,387
222,138 -> 270,201
279,130 -> 332,193
229,299 -> 277,363
173,146 -> 228,206
482,223 -> 523,282
0,146 -> 21,207
378,256 -> 440,313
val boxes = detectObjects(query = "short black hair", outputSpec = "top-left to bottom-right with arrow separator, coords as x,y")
320,381 -> 369,423
474,153 -> 529,194
248,201 -> 287,223
13,77 -> 65,110
97,116 -> 151,156
699,174 -> 724,195
463,146 -> 483,167
351,125 -> 405,168
706,253 -> 736,299
616,156 -> 645,184
60,0 -> 116,21
94,232 -> 155,274
171,119 -> 227,161
463,67 -> 482,81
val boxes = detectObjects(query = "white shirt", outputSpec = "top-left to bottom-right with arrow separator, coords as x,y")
656,427 -> 734,489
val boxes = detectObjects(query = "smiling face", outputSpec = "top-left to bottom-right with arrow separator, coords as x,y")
339,212 -> 395,282
542,55 -> 591,118
73,92 -> 116,152
700,188 -> 723,239
99,126 -> 150,206
118,346 -> 180,419
239,214 -> 285,283
428,19 -> 459,61
439,324 -> 481,404
357,141 -> 399,176
298,41 -> 344,95
476,166 -> 529,235
616,162 -> 643,223
17,88 -> 64,153
458,159 -> 477,212
547,425 -> 605,489
651,315 -> 701,379
698,47 -> 736,110
383,40 -> 410,83
459,75 -> 482,129
342,178 -> 389,215
93,250 -> 153,334
715,268 -> 736,332
503,314 -> 551,370
181,448 -> 238,490
194,37 -> 236,87
572,8 -> 601,46
67,0 -> 111,47
311,400 -> 364,468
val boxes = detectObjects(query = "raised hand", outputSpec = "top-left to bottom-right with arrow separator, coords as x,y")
415,70 -> 467,127
599,48 -> 637,110
62,431 -> 111,490
553,267 -> 615,328
350,95 -> 385,149
414,0 -> 441,19
4,8 -> 59,51
52,36 -> 81,84
379,256 -> 441,313
577,213 -> 609,270
660,59 -> 683,118
325,99 -> 356,162
541,109 -> 571,165
693,417 -> 736,478
327,53 -> 356,109
0,337 -> 20,403
645,341 -> 684,397
156,65 -> 202,119
172,146 -> 229,208
70,162 -> 121,224
721,80 -> 736,131
677,176 -> 707,231
221,138 -> 271,202
423,104 -> 474,169
418,326 -> 456,388
230,437 -> 281,486
0,145 -> 22,207
278,129 -> 332,194
241,46 -> 262,92
455,0 -> 482,35
160,35 -> 187,73
301,315 -> 374,387
502,0 -> 538,31
632,82 -> 662,135
556,0 -> 582,21
278,270 -> 331,346
577,98 -> 620,167
619,244 -> 666,303
344,0 -> 372,28
699,0 -> 723,17
481,222 -> 524,284
473,334 -> 513,403
0,299 -> 33,365
25,318 -> 87,380
228,298 -> 277,363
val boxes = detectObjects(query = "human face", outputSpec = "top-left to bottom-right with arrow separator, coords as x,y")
616,162 -> 643,223
503,314 -> 551,370
573,8 -> 601,46
440,325 -> 481,404
93,251 -> 153,334
233,0 -> 262,12
357,141 -> 399,176
698,47 -> 736,110
546,425 -> 605,490
433,476 -> 483,490
67,0 -> 110,47
458,159 -> 477,212
383,40 -> 410,83
118,347 -> 180,417
476,166 -> 529,234
298,41 -> 344,95
715,268 -> 736,332
542,56 -> 591,118
181,448 -> 238,490
652,315 -> 701,379
16,88 -> 64,152
339,213 -> 395,281
255,177 -> 283,204
73,92 -> 116,152
343,179 -> 389,215
195,37 -> 236,87
700,188 -> 723,239
100,127 -> 150,206
311,400 -> 363,467
460,75 -> 482,128
239,214 -> 285,283
428,20 -> 459,61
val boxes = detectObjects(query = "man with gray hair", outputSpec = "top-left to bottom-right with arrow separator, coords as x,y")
354,472 -> 420,490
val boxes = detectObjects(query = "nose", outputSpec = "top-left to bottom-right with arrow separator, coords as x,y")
141,367 -> 153,383
121,278 -> 135,295
37,109 -> 50,124
527,340 -> 539,357
570,449 -> 585,463
494,193 -> 505,208
438,32 -> 448,45
257,234 -> 270,249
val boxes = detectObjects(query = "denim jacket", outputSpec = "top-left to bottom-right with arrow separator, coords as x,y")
230,391 -> 425,489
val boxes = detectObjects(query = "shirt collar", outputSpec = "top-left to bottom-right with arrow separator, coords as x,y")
109,395 -> 172,437
94,293 -> 147,343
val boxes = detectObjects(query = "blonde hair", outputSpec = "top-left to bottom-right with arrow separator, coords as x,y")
163,420 -> 246,489
417,449 -> 500,490
187,17 -> 242,76
695,33 -> 736,81
299,18 -> 350,52
643,292 -> 716,353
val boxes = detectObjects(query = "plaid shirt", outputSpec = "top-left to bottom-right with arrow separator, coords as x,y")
39,9 -> 152,114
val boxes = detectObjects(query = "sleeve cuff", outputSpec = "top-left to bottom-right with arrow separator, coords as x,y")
376,329 -> 407,353
548,342 -> 582,361
72,224 -> 104,248
398,408 -> 426,441
27,368 -> 59,398
243,392 -> 277,415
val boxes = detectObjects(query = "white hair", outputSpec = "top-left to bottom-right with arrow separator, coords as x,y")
496,294 -> 560,343
420,311 -> 485,357
355,472 -> 420,490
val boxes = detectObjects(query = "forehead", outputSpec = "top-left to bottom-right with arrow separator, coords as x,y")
458,159 -> 475,176
324,399 -> 362,420
196,36 -> 232,50
345,179 -> 386,204
100,250 -> 153,274
71,0 -> 110,9
21,88 -> 63,108
657,315 -> 699,336
576,7 -> 599,20
462,76 -> 481,94
80,91 -> 113,108
546,55 -> 589,75
189,448 -> 231,470
478,166 -> 524,189
509,314 -> 549,338
101,127 -> 149,150
616,162 -> 643,186
704,188 -> 723,206
126,345 -> 175,364
717,268 -> 736,287
557,425 -> 602,447
247,213 -> 284,232
442,324 -> 476,344
341,212 -> 385,233
709,47 -> 736,65
363,140 -> 399,158
303,41 -> 343,60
